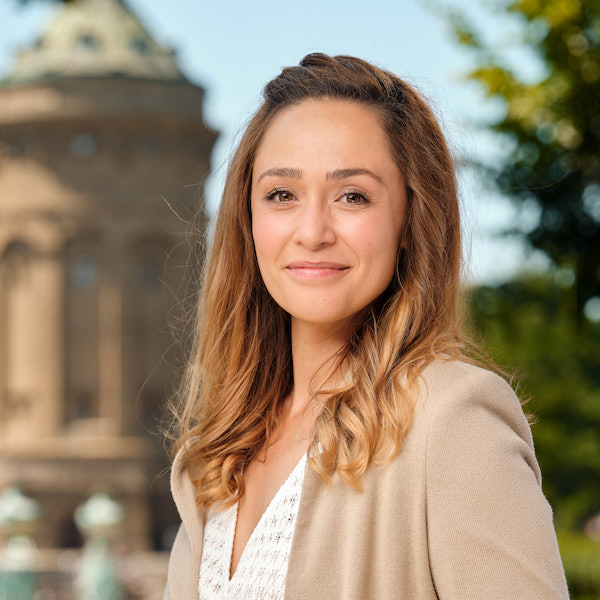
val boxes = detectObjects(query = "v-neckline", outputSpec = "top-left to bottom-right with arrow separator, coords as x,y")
227,452 -> 307,582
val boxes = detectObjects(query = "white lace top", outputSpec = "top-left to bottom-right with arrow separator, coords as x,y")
199,453 -> 307,600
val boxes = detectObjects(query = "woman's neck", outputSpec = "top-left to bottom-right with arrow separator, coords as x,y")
286,317 -> 353,417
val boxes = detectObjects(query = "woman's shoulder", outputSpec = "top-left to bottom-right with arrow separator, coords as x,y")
418,357 -> 520,411
414,357 -> 533,445
412,357 -> 536,463
420,356 -> 514,395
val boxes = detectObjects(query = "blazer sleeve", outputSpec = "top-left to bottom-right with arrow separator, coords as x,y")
425,366 -> 570,599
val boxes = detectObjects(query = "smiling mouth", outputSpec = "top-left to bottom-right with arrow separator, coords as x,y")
285,262 -> 350,280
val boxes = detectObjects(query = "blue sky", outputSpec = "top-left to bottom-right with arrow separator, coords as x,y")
0,0 -> 550,284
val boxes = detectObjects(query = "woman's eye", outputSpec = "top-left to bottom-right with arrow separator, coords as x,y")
341,192 -> 368,204
266,190 -> 294,203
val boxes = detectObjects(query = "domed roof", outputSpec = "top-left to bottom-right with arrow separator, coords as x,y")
5,0 -> 186,84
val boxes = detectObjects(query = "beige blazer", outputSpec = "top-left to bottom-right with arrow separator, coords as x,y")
164,359 -> 570,599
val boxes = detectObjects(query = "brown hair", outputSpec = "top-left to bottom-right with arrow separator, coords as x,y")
171,53 -> 478,509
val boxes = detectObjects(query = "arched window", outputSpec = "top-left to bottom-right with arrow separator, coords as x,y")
122,238 -> 171,435
130,36 -> 150,55
64,239 -> 100,423
76,33 -> 100,52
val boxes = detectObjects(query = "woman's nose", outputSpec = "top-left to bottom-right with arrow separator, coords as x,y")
292,200 -> 336,249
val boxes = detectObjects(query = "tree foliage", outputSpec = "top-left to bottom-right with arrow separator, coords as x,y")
557,530 -> 600,598
469,274 -> 600,531
469,274 -> 600,598
448,0 -> 600,317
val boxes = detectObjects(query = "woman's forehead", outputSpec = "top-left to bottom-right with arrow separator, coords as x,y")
252,98 -> 399,183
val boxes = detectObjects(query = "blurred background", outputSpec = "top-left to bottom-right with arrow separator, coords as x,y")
0,0 -> 598,598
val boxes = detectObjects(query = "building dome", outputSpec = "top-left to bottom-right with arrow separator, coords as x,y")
5,0 -> 185,85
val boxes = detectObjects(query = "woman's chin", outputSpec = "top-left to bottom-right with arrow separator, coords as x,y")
288,311 -> 359,331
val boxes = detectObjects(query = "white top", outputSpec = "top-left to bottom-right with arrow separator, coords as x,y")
199,453 -> 307,600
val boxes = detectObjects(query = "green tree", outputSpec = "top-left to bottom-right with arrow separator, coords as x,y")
446,0 -> 600,318
469,274 -> 600,531
469,275 -> 600,598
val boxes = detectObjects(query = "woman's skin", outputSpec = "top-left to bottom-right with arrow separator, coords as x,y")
229,98 -> 407,578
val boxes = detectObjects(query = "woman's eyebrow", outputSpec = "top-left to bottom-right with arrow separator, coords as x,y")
256,167 -> 302,183
256,167 -> 382,184
326,168 -> 383,184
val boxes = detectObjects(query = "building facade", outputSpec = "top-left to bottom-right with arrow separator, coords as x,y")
0,0 -> 216,553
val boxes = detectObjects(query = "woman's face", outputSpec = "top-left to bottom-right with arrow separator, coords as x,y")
251,98 -> 407,329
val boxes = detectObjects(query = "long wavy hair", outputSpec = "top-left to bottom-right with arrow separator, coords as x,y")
171,53 -> 483,509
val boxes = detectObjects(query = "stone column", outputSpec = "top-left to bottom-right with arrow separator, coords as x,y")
31,229 -> 66,437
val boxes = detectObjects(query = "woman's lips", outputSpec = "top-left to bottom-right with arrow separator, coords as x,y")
285,261 -> 350,280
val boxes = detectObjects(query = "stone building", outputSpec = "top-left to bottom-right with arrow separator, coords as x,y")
0,0 -> 216,553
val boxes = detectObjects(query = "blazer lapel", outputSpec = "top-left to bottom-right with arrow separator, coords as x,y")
169,447 -> 205,599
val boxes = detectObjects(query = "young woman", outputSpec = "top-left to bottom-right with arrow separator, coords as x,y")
163,53 -> 569,599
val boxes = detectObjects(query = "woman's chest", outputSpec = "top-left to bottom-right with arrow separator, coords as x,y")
199,453 -> 307,600
282,443 -> 436,599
